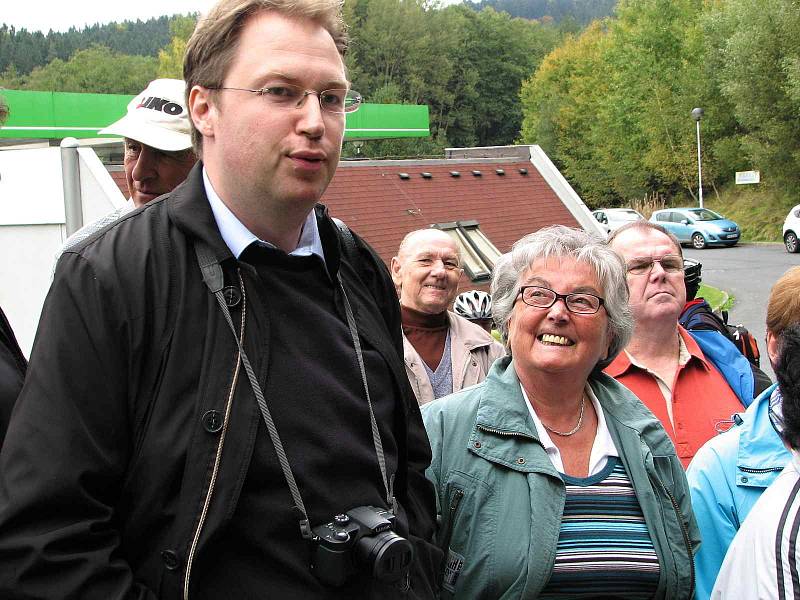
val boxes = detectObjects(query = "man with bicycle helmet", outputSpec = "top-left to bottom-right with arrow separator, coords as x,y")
454,290 -> 494,334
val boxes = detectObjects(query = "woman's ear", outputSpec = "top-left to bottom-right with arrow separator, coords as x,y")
767,330 -> 781,370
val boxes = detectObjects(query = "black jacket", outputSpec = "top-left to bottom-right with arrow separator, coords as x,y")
0,165 -> 440,599
0,306 -> 26,445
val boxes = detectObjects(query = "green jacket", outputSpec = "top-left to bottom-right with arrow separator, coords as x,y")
422,356 -> 700,599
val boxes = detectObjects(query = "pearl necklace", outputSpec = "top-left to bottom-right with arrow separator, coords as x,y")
541,394 -> 585,437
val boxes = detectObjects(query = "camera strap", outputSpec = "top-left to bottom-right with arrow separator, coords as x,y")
193,239 -> 394,540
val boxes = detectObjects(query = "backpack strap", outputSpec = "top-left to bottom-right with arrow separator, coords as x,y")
332,217 -> 358,266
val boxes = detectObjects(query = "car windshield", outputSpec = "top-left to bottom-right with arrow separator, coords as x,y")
686,208 -> 723,221
616,211 -> 642,221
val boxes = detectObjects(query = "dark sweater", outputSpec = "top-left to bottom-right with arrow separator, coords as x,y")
401,305 -> 448,371
196,245 -> 400,598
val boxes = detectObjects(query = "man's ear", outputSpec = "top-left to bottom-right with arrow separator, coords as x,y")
390,257 -> 403,289
188,85 -> 216,139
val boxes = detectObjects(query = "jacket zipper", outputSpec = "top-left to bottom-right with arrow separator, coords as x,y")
440,488 -> 465,553
183,276 -> 246,600
652,474 -> 695,596
476,424 -> 534,439
739,466 -> 783,474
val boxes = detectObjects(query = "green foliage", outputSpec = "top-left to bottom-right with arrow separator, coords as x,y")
22,45 -> 157,94
0,16 -> 188,76
702,0 -> 800,193
346,0 -> 563,157
520,0 -> 800,207
0,64 -> 24,89
157,15 -> 198,79
464,0 -> 616,24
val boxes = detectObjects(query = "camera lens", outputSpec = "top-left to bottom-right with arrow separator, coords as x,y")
355,530 -> 414,583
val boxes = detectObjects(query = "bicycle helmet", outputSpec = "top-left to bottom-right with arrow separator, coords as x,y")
454,290 -> 493,320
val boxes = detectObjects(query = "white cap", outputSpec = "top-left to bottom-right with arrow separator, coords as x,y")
100,79 -> 192,151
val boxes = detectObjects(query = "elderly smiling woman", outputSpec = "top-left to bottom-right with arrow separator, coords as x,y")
422,226 -> 699,599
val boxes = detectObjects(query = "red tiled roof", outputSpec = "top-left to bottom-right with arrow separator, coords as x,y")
103,156 -> 583,292
321,158 -> 580,265
107,166 -> 128,198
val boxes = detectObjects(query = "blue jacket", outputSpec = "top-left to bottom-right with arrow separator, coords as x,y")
689,329 -> 755,408
686,383 -> 790,600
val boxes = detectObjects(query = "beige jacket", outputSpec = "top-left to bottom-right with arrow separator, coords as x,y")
403,311 -> 505,405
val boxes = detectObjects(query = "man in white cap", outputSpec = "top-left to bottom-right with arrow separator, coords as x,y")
59,78 -> 196,253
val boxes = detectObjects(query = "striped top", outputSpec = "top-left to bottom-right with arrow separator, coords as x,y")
540,457 -> 660,599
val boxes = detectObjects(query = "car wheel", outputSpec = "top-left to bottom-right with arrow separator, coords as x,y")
691,233 -> 707,249
785,231 -> 800,253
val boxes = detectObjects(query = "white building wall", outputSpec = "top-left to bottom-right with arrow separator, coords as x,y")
0,146 -> 123,356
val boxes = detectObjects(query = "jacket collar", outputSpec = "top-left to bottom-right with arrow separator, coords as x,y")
167,162 -> 342,278
476,356 -> 678,459
474,356 -> 538,440
736,383 -> 789,472
447,312 -> 498,351
167,162 -> 235,266
605,326 -> 711,378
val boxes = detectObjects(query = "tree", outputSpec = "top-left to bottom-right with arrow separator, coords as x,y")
519,22 -> 618,204
703,0 -> 800,192
23,45 -> 157,94
158,15 -> 198,78
446,6 -> 561,147
520,0 -> 738,205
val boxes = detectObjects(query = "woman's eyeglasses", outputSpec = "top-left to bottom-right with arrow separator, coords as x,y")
517,285 -> 605,315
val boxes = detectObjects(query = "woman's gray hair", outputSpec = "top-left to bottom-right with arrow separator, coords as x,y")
491,225 -> 633,371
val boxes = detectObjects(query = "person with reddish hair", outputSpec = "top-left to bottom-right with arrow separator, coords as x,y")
689,266 -> 800,599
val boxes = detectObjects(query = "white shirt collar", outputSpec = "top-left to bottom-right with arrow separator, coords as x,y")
521,383 -> 619,477
202,167 -> 325,262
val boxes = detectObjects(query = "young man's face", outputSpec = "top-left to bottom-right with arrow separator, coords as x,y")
123,139 -> 196,207
191,11 -> 347,218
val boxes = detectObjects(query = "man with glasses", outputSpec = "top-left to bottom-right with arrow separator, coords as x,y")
0,1 -> 440,598
605,222 -> 755,467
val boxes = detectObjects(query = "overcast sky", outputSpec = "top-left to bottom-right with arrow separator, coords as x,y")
4,0 -> 462,33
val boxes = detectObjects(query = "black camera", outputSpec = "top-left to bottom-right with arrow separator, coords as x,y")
310,506 -> 414,587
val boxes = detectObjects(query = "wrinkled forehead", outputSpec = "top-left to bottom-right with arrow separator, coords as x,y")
611,228 -> 679,260
402,231 -> 460,260
519,256 -> 603,293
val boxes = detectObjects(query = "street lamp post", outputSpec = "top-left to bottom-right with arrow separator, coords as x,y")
691,107 -> 704,209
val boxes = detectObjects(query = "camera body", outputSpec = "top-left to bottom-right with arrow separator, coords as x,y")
310,505 -> 414,587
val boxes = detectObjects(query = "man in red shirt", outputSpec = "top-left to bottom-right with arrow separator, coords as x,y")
605,222 -> 754,466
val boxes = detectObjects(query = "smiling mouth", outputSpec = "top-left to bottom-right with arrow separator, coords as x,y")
538,333 -> 574,346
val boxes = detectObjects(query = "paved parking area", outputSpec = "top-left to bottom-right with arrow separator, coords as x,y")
683,242 -> 800,379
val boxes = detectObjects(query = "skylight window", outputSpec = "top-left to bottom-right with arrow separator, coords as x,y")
434,220 -> 502,282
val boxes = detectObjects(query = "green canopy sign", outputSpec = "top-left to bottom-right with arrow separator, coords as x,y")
0,89 -> 429,140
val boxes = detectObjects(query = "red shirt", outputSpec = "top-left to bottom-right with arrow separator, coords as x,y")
604,327 -> 743,467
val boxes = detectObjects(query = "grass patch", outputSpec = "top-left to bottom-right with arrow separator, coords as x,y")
702,183 -> 796,243
698,282 -> 734,312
